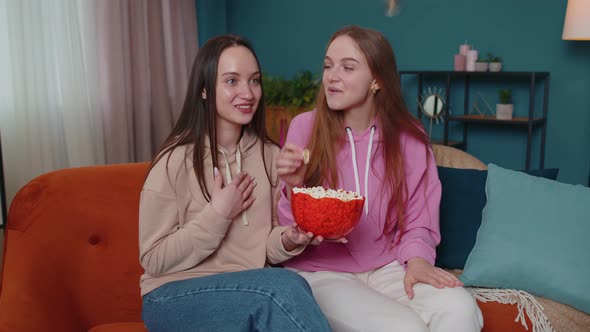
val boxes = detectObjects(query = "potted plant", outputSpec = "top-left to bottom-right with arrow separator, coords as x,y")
496,88 -> 513,120
475,56 -> 489,72
487,53 -> 503,72
263,70 -> 320,144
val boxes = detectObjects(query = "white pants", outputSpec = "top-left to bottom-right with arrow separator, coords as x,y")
291,261 -> 483,332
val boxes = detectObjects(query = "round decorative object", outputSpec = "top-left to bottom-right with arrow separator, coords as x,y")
421,94 -> 445,119
418,88 -> 447,138
291,186 -> 364,239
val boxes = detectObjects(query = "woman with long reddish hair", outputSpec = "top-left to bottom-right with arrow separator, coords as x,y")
276,26 -> 483,331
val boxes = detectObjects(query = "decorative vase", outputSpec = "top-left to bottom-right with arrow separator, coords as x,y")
496,104 -> 513,120
489,62 -> 503,72
475,62 -> 488,72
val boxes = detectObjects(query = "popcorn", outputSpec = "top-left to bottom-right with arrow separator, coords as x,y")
292,186 -> 362,201
302,149 -> 310,165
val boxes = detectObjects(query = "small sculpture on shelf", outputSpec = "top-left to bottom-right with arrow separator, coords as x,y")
472,92 -> 495,116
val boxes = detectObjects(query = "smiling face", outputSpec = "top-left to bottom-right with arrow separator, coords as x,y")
323,35 -> 377,113
215,45 -> 262,131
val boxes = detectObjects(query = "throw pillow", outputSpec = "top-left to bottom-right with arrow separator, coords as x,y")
435,166 -> 559,269
460,164 -> 590,314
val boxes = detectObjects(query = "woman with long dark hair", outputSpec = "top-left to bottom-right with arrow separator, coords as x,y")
139,34 -> 331,332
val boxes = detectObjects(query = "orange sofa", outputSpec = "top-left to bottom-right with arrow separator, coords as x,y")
0,149 -> 538,332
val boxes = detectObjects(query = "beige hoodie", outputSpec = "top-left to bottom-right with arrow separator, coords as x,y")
139,132 -> 303,296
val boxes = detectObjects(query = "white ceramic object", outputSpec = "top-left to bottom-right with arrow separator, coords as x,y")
475,62 -> 489,72
489,62 -> 503,72
496,104 -> 513,120
466,50 -> 478,71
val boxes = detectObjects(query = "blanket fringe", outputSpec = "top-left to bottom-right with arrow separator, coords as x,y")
467,288 -> 554,332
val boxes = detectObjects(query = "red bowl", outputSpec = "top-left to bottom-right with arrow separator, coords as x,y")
291,187 -> 365,239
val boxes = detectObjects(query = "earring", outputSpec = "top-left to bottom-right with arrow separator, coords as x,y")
370,86 -> 379,94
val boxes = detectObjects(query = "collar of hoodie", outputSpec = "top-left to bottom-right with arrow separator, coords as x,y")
341,117 -> 381,143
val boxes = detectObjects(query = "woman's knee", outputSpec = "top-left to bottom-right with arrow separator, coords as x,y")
418,286 -> 483,331
258,268 -> 313,295
441,287 -> 479,314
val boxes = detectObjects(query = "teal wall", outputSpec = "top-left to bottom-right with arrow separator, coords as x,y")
195,0 -> 227,45
197,0 -> 590,186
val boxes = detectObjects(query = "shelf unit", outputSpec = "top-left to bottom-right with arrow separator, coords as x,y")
399,71 -> 550,170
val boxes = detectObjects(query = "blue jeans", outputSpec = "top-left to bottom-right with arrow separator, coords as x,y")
142,268 -> 332,332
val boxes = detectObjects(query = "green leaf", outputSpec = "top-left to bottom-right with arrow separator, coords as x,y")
263,70 -> 321,109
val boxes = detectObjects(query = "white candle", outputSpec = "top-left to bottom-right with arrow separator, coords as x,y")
466,50 -> 478,72
460,43 -> 470,56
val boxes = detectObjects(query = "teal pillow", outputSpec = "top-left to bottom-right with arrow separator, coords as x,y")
435,166 -> 559,269
460,164 -> 590,314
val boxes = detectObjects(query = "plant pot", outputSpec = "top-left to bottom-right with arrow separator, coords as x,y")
265,106 -> 307,145
489,62 -> 503,72
496,104 -> 513,120
475,62 -> 488,72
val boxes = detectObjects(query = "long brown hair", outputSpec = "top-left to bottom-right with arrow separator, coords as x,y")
305,26 -> 429,242
148,34 -> 275,201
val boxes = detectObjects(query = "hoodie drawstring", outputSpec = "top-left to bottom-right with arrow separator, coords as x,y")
345,125 -> 376,217
218,147 -> 249,226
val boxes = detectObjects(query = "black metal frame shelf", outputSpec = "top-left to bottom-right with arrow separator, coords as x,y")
400,70 -> 550,79
400,70 -> 550,170
447,115 -> 546,126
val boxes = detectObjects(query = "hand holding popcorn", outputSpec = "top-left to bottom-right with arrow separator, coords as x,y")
276,143 -> 308,188
281,223 -> 348,252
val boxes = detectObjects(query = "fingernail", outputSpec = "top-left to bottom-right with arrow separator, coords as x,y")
214,167 -> 219,176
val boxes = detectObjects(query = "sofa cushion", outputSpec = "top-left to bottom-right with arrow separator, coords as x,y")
460,164 -> 590,314
435,166 -> 559,269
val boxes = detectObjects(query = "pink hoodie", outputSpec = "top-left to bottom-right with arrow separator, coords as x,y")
277,110 -> 442,272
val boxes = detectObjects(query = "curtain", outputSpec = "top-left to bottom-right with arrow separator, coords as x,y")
0,0 -> 198,225
0,0 -> 106,222
94,0 -> 198,163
